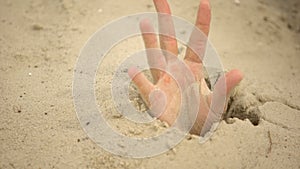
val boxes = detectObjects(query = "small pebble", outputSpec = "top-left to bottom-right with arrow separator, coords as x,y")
112,113 -> 122,118
32,24 -> 43,30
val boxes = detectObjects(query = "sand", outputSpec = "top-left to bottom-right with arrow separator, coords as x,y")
0,0 -> 299,168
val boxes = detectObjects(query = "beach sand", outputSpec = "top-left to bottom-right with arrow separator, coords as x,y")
0,0 -> 299,168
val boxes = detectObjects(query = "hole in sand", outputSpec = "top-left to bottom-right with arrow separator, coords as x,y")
224,87 -> 262,126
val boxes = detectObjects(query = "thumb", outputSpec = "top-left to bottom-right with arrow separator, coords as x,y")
199,69 -> 243,136
224,69 -> 243,96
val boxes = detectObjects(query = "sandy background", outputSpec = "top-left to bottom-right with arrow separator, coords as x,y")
1,0 -> 300,168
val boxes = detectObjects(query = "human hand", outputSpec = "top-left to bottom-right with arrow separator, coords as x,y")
128,0 -> 243,135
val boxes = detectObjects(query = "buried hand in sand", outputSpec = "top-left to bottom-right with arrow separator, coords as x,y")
128,0 -> 243,135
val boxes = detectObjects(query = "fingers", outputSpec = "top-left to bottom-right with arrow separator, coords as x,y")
224,69 -> 243,96
212,69 -> 243,96
185,0 -> 211,63
148,89 -> 167,118
140,19 -> 166,83
153,0 -> 178,56
140,19 -> 159,49
195,0 -> 211,36
128,67 -> 154,105
197,69 -> 242,136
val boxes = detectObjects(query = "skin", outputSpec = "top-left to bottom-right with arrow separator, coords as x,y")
128,0 -> 243,135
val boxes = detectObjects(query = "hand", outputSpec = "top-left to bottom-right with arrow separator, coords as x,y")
128,0 -> 243,135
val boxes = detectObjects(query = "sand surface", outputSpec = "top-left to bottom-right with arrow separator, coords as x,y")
1,0 -> 300,168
